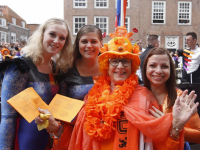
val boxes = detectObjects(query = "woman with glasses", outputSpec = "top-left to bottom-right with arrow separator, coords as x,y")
36,27 -> 198,150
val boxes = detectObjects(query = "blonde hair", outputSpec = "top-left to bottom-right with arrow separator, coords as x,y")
23,18 -> 73,74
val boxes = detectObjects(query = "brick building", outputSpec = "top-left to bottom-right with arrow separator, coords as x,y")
0,5 -> 30,44
64,0 -> 200,51
27,24 -> 40,36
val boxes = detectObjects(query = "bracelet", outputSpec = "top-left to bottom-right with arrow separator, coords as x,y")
47,121 -> 61,134
169,130 -> 179,140
172,126 -> 183,132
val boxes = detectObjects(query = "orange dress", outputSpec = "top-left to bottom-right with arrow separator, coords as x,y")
56,85 -> 184,150
160,89 -> 200,144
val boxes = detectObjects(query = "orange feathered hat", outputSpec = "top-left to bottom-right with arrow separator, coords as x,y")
98,26 -> 140,74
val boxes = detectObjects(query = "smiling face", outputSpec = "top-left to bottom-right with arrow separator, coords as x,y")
42,24 -> 68,58
108,57 -> 132,86
146,54 -> 170,88
78,32 -> 102,60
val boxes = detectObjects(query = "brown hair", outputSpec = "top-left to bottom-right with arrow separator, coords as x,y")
142,47 -> 177,108
73,25 -> 103,62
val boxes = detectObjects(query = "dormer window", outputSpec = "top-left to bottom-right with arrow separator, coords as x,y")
0,18 -> 6,26
21,21 -> 25,28
12,18 -> 16,25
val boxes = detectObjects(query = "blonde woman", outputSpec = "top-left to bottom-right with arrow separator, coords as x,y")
0,18 -> 73,150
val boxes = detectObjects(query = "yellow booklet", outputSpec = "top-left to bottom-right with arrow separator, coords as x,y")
7,87 -> 85,123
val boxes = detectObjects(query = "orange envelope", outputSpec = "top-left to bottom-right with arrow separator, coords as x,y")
7,87 -> 85,123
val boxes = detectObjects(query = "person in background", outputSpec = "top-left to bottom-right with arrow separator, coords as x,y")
14,42 -> 19,51
139,35 -> 159,78
52,24 -> 103,149
20,40 -> 27,56
0,45 -> 2,51
4,42 -> 10,50
143,47 -> 200,145
36,27 -> 198,150
0,18 -> 73,150
177,32 -> 200,83
136,39 -> 145,53
20,40 -> 27,48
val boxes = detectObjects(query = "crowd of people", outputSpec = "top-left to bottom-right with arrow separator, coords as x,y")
0,40 -> 27,58
0,17 -> 199,150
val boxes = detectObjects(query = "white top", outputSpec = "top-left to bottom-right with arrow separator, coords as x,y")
187,46 -> 200,74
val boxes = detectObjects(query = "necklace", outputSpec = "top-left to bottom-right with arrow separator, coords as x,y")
84,74 -> 138,140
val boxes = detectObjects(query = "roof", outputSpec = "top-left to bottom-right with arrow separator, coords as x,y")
0,5 -> 25,22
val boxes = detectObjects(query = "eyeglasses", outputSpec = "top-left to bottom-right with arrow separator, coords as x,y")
109,58 -> 132,67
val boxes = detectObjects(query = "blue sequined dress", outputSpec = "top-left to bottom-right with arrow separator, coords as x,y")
59,66 -> 94,100
0,57 -> 59,150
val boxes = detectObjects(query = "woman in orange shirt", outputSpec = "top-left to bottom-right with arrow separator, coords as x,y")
143,47 -> 200,144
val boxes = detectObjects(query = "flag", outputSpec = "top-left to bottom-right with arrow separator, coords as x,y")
115,0 -> 127,27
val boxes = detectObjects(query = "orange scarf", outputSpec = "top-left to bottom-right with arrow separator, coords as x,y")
84,74 -> 138,140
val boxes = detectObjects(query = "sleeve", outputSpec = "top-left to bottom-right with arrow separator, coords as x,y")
184,113 -> 200,143
0,63 -> 28,149
124,88 -> 184,150
184,127 -> 200,143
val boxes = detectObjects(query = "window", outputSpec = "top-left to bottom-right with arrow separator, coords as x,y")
21,21 -> 25,28
125,17 -> 130,32
94,16 -> 108,35
178,2 -> 191,25
73,0 -> 87,8
95,0 -> 108,8
152,1 -> 166,24
73,16 -> 87,35
165,36 -> 179,50
183,36 -> 188,49
0,31 -> 7,43
11,32 -> 16,43
20,35 -> 27,42
12,18 -> 16,25
115,0 -> 130,9
0,18 -> 6,26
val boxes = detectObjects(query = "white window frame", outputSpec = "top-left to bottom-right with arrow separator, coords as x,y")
21,21 -> 25,28
178,1 -> 192,25
94,16 -> 109,35
125,17 -> 130,32
73,16 -> 87,35
12,18 -> 16,25
73,0 -> 87,8
183,36 -> 188,49
165,36 -> 179,50
0,18 -> 6,27
11,32 -> 16,43
94,0 -> 109,9
115,0 -> 130,9
20,35 -> 27,42
0,31 -> 7,43
152,1 -> 166,24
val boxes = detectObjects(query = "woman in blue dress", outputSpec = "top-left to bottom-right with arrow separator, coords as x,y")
53,25 -> 103,149
60,25 -> 103,100
0,18 -> 73,150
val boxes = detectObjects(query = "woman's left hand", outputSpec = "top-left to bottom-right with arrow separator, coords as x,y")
183,90 -> 197,115
35,107 -> 59,132
149,106 -> 164,118
172,93 -> 199,129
